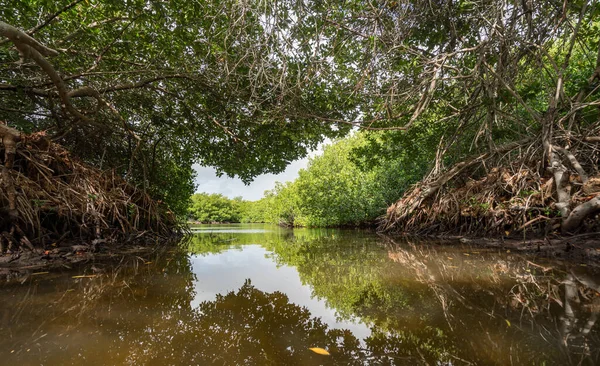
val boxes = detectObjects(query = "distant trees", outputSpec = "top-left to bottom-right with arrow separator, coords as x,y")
250,133 -> 427,227
188,193 -> 273,224
188,193 -> 243,223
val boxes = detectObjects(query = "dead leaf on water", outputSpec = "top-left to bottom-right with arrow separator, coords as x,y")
309,347 -> 330,356
463,253 -> 470,256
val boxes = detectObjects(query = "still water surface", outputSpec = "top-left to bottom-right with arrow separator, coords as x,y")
1,224 -> 599,365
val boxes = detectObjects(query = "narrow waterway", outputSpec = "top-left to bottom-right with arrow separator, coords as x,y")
1,224 -> 599,365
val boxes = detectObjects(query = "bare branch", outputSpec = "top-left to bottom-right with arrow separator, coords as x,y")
28,0 -> 86,36
0,21 -> 58,57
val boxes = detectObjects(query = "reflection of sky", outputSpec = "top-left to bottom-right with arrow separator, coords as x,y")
190,245 -> 372,340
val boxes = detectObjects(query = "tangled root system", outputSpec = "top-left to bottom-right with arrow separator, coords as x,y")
0,131 -> 182,254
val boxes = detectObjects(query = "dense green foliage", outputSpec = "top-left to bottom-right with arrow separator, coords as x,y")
246,132 -> 428,227
186,131 -> 437,227
4,1 -> 600,232
1,0 -> 355,216
188,193 -> 244,223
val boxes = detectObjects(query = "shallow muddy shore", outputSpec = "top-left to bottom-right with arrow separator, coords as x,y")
0,236 -> 180,277
2,228 -> 599,274
426,234 -> 600,267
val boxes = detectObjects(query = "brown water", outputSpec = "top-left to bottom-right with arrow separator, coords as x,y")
1,224 -> 599,365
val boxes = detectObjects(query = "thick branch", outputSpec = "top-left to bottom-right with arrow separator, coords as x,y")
0,21 -> 58,57
13,41 -> 92,123
554,146 -> 588,183
562,196 -> 600,233
1,22 -> 95,122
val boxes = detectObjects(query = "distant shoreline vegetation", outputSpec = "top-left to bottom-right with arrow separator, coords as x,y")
189,133 -> 417,228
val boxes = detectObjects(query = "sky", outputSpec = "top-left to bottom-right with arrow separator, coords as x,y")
193,141 -> 328,201
193,158 -> 308,201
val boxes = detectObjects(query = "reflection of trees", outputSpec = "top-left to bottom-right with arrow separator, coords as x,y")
185,229 -> 461,364
253,230 -> 600,365
176,281 -> 366,365
264,232 -> 462,364
187,226 -> 294,255
186,228 -> 600,365
0,262 -> 453,365
557,271 -> 600,363
5,228 -> 599,365
114,279 -> 469,365
382,237 -> 600,365
264,231 -> 402,318
0,251 -> 198,365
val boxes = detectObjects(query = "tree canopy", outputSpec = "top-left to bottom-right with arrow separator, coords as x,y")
2,0 -> 600,232
0,0 -> 355,214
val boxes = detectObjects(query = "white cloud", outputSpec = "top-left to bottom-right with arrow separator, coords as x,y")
193,140 -> 329,201
193,158 -> 307,201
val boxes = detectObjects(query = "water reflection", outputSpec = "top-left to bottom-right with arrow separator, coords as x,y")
382,237 -> 600,365
0,225 -> 598,365
189,245 -> 371,340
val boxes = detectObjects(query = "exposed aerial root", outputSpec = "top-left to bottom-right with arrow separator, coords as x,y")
380,135 -> 600,237
0,127 -> 182,255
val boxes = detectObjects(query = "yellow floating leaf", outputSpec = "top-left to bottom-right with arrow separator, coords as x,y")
505,319 -> 511,327
505,231 -> 510,236
506,250 -> 511,253
72,275 -> 97,279
463,253 -> 470,256
144,261 -> 153,265
309,347 -> 330,356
